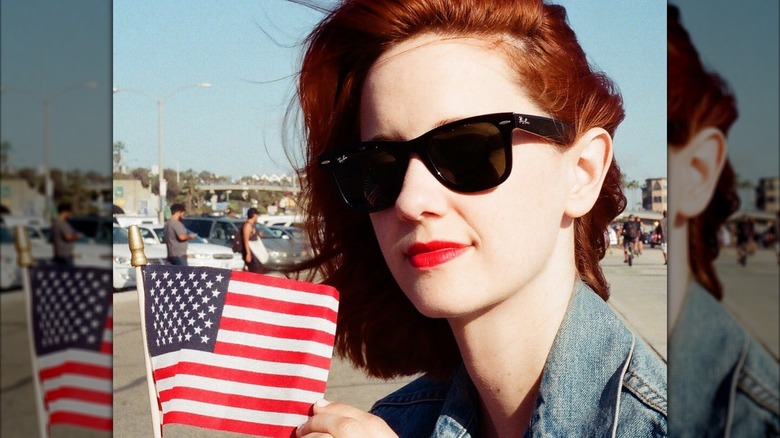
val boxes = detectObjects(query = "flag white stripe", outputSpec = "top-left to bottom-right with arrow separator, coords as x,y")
161,398 -> 308,428
228,279 -> 339,312
152,350 -> 329,382
38,349 -> 112,370
48,399 -> 112,419
218,330 -> 334,358
156,374 -> 322,403
41,374 -> 111,394
223,305 -> 336,335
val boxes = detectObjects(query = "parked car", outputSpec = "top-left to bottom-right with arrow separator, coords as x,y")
228,219 -> 314,272
0,225 -> 51,290
0,222 -> 113,290
112,225 -> 168,291
180,216 -> 239,248
135,224 -> 243,271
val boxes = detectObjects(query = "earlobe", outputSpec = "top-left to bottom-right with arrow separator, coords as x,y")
564,128 -> 612,218
675,127 -> 727,218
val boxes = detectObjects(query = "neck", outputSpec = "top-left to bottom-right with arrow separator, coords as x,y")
448,234 -> 576,437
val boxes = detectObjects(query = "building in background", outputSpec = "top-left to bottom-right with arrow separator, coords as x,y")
755,176 -> 779,212
642,177 -> 667,213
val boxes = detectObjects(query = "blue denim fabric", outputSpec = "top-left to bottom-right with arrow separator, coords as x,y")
669,282 -> 780,437
371,280 -> 668,437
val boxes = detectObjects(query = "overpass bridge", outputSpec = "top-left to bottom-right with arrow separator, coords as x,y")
196,183 -> 300,193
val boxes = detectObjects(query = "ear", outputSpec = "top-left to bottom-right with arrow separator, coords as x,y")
564,127 -> 612,218
675,127 -> 727,218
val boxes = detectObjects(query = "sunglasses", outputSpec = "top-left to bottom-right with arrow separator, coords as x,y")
319,112 -> 573,213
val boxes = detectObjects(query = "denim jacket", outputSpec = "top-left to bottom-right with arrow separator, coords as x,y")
370,280 -> 668,437
669,282 -> 780,437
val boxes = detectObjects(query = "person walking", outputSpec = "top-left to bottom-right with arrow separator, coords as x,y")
634,215 -> 644,256
735,215 -> 755,266
50,202 -> 83,266
659,210 -> 668,265
162,203 -> 197,266
241,207 -> 267,274
622,214 -> 638,265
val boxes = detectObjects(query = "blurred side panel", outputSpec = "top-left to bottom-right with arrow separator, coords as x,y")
1,0 -> 112,436
668,1 -> 779,436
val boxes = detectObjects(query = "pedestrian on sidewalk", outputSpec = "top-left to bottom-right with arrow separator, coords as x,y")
162,203 -> 197,266
239,207 -> 267,274
667,5 -> 779,435
735,215 -> 756,266
622,214 -> 639,265
659,210 -> 668,265
293,1 -> 666,436
50,202 -> 83,266
634,215 -> 644,256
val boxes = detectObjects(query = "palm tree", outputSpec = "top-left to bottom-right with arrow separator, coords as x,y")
0,140 -> 11,174
113,141 -> 127,174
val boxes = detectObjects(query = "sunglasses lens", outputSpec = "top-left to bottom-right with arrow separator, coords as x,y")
427,122 -> 508,192
332,147 -> 407,212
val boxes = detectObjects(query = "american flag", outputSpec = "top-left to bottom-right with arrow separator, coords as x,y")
141,265 -> 339,437
29,264 -> 113,432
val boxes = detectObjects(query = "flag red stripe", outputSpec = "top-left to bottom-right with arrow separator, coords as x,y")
158,386 -> 313,414
100,341 -> 113,354
231,270 -> 339,300
39,361 -> 112,380
105,316 -> 113,330
219,317 -> 335,346
49,412 -> 113,431
154,361 -> 327,393
224,293 -> 337,323
214,342 -> 331,370
164,411 -> 297,437
45,386 -> 112,405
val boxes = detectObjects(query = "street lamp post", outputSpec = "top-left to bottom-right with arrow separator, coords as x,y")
113,83 -> 211,223
1,82 -> 97,221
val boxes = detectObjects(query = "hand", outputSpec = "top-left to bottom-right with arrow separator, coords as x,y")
245,253 -> 252,263
296,399 -> 398,438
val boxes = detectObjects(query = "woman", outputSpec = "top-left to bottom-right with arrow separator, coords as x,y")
294,1 -> 667,436
667,5 -> 779,435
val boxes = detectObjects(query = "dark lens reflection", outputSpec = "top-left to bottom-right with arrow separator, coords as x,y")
335,147 -> 408,211
428,122 -> 507,191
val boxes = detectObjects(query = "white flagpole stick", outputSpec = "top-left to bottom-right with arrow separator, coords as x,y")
128,225 -> 162,438
15,225 -> 49,438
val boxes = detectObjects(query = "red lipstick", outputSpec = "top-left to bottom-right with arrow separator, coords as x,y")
406,241 -> 469,269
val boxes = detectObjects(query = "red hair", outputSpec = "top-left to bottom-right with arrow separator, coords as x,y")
295,0 -> 626,378
668,5 -> 740,300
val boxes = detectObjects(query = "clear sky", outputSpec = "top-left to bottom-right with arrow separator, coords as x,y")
672,0 -> 779,184
111,0 -> 667,182
1,0 -> 111,175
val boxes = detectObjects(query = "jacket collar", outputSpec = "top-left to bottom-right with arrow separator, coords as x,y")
433,280 -> 638,436
527,280 -> 635,436
668,281 -> 748,433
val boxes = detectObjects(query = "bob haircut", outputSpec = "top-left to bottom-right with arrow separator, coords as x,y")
668,5 -> 739,300
296,0 -> 626,379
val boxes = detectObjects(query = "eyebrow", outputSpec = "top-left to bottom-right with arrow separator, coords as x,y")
366,116 -> 465,142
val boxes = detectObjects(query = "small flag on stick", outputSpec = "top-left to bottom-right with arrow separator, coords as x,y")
138,264 -> 339,437
27,264 -> 113,434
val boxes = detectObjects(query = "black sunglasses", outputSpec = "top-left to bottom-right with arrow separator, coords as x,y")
319,112 -> 573,213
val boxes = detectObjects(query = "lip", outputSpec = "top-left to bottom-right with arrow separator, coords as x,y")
406,241 -> 469,269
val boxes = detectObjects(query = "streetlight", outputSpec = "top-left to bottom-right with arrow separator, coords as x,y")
113,83 -> 211,223
1,81 -> 98,220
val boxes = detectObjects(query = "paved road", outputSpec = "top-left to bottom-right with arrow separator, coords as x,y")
2,247 -> 776,437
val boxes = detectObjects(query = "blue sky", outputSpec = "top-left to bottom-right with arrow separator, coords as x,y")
1,0 -> 111,175
110,0 -> 667,182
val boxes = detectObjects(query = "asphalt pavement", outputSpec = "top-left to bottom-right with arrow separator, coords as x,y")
2,246 -> 777,437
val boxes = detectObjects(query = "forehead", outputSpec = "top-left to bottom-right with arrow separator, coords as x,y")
359,34 -> 541,141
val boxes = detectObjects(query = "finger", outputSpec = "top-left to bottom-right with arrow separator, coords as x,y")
297,413 -> 366,438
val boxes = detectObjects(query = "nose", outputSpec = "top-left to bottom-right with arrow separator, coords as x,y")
393,154 -> 448,222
